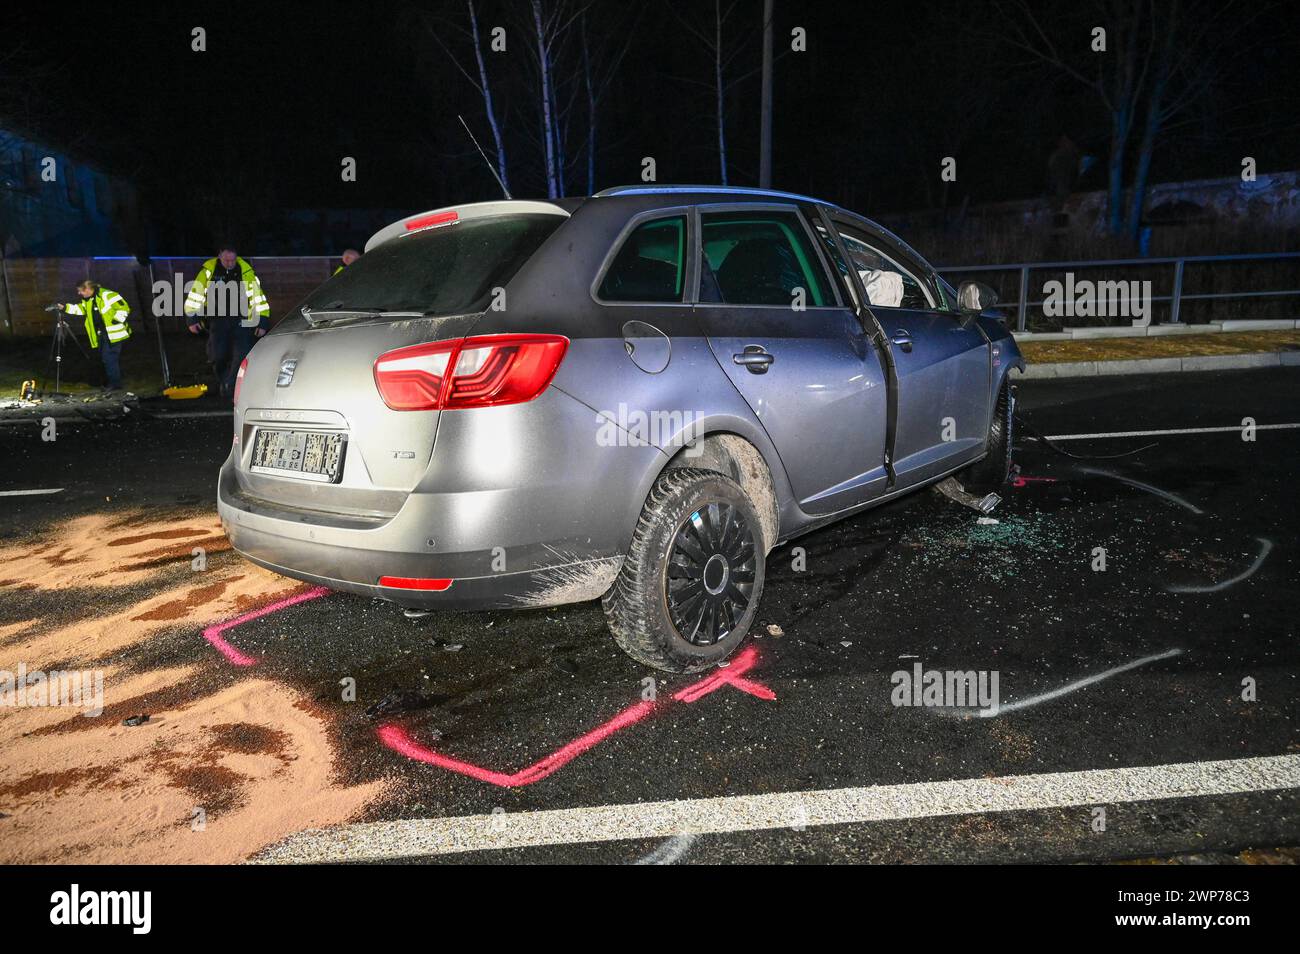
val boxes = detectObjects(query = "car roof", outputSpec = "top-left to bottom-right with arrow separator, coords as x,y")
593,184 -> 842,209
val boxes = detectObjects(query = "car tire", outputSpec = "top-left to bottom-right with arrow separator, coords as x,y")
960,380 -> 1015,493
603,467 -> 765,673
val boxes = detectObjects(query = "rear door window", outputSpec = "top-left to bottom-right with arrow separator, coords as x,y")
699,209 -> 831,307
597,215 -> 687,302
301,213 -> 563,317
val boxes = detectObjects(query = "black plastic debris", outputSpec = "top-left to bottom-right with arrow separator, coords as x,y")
364,689 -> 443,718
122,714 -> 150,727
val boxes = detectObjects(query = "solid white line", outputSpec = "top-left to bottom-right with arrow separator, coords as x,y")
976,648 -> 1184,717
1167,538 -> 1274,594
1045,422 -> 1300,441
255,753 -> 1300,863
0,488 -> 64,497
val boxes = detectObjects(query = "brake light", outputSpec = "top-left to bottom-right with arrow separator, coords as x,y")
234,358 -> 248,403
373,335 -> 568,411
405,210 -> 459,231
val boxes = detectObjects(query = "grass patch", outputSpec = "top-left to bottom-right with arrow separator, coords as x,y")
1016,329 -> 1300,364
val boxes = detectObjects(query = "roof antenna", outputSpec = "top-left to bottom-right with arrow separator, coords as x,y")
458,115 -> 512,200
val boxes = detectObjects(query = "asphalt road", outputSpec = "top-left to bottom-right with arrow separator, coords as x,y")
1,367 -> 1296,864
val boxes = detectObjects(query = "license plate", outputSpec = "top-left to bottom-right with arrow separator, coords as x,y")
251,428 -> 346,483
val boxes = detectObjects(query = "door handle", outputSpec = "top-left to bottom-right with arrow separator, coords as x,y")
733,346 -> 774,373
890,330 -> 913,353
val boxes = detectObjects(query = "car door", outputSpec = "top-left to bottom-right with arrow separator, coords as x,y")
825,217 -> 990,487
691,203 -> 888,514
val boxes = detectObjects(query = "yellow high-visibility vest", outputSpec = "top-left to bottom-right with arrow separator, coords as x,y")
184,257 -> 271,322
63,288 -> 131,348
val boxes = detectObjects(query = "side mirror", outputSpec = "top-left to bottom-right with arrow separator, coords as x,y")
958,281 -> 998,314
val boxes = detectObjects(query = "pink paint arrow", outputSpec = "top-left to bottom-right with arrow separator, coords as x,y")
201,586 -> 331,666
379,645 -> 776,787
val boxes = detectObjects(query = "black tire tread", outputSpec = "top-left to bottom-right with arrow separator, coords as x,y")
602,467 -> 755,673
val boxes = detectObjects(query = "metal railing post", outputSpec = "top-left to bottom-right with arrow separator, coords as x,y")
1017,265 -> 1029,332
1170,259 -> 1185,324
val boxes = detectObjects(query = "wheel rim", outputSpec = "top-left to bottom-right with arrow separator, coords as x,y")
665,501 -> 757,646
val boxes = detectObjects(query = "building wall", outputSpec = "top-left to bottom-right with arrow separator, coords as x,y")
0,127 -> 140,257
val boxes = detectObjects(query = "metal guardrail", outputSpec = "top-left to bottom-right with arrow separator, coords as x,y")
937,251 -> 1300,332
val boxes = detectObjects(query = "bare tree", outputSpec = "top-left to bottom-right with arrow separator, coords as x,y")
991,0 -> 1267,241
419,1 -> 511,194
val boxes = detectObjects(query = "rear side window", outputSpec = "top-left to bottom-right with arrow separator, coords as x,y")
598,215 -> 686,302
700,210 -> 829,307
301,214 -> 563,317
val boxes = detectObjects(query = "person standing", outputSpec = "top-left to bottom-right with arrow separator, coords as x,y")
54,280 -> 132,391
184,245 -> 270,399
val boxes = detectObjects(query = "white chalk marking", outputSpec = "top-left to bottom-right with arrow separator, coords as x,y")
1167,537 -> 1274,594
1078,466 -> 1204,514
1045,422 -> 1300,441
633,833 -> 698,865
254,752 -> 1300,863
976,648 -> 1184,717
0,488 -> 64,497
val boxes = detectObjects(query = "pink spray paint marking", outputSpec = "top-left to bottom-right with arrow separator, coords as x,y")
378,645 -> 776,787
201,586 -> 330,667
1012,474 -> 1059,488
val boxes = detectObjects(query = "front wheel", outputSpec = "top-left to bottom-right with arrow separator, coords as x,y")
603,468 -> 765,673
960,380 -> 1015,493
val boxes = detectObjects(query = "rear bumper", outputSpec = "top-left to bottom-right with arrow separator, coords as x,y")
219,467 -> 625,609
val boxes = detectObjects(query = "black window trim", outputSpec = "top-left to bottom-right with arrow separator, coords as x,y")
590,206 -> 695,307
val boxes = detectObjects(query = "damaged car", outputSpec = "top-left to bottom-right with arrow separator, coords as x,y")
218,186 -> 1023,672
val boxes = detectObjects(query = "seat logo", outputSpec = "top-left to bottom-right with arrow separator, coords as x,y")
276,358 -> 298,387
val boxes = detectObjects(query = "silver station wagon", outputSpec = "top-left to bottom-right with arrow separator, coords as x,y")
218,186 -> 1023,672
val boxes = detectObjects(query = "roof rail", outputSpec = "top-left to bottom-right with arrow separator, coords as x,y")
594,184 -> 838,207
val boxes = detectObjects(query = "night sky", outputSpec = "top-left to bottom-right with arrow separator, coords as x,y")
9,0 -> 1300,252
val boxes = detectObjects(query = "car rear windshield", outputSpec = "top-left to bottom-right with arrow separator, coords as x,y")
300,214 -> 564,317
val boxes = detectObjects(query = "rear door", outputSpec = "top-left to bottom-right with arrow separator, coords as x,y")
692,203 -> 888,514
826,216 -> 990,486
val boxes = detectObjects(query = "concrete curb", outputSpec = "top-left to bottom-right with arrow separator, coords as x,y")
1020,349 -> 1300,379
1014,318 -> 1298,341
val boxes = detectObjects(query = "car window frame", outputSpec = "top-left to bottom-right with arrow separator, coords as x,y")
831,229 -> 937,312
590,206 -> 695,307
824,211 -> 951,314
690,202 -> 844,310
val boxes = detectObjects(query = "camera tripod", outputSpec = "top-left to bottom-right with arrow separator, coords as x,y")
42,305 -> 92,397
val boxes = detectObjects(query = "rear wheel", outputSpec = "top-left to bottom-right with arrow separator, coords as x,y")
603,468 -> 764,673
960,380 -> 1015,493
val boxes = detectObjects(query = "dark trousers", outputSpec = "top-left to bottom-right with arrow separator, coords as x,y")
207,320 -> 256,398
99,341 -> 123,389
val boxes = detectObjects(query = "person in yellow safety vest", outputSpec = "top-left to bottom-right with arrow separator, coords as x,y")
184,245 -> 270,400
53,280 -> 132,391
332,248 -> 360,276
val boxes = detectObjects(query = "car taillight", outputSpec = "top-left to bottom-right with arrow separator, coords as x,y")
233,358 -> 248,403
373,334 -> 568,411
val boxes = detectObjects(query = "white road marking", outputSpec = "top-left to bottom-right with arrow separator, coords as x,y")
0,488 -> 64,497
1078,466 -> 1204,514
1167,537 -> 1274,594
1045,422 -> 1300,441
255,753 -> 1300,863
154,410 -> 232,419
974,648 -> 1184,717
